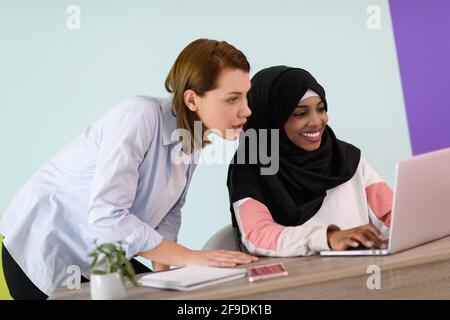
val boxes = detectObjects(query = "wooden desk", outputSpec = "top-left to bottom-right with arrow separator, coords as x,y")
51,236 -> 450,300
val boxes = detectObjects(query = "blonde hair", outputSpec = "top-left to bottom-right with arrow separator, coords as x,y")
165,39 -> 250,150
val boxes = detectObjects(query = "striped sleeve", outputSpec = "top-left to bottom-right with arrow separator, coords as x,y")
361,157 -> 393,239
232,198 -> 331,257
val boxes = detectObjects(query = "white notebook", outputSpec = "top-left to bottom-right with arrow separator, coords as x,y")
139,266 -> 247,291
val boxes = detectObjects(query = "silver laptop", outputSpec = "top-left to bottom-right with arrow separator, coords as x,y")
320,147 -> 450,256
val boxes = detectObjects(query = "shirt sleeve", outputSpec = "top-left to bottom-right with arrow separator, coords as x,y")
233,198 -> 331,257
361,156 -> 393,239
87,97 -> 164,258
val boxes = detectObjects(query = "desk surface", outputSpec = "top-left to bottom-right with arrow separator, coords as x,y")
51,236 -> 450,300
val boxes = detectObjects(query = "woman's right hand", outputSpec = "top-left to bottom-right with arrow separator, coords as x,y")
186,249 -> 258,267
327,223 -> 386,251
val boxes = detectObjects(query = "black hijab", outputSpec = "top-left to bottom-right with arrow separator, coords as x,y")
227,66 -> 361,230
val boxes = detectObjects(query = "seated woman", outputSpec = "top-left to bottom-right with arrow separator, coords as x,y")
227,66 -> 392,257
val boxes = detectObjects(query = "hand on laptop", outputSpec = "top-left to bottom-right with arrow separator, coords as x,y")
327,223 -> 387,251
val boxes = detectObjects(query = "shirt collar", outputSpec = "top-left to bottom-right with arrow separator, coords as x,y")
160,95 -> 203,163
161,95 -> 178,146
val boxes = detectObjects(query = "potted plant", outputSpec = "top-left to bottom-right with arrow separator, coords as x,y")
89,241 -> 138,300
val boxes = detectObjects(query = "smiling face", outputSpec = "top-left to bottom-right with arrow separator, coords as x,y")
283,96 -> 328,151
183,68 -> 252,140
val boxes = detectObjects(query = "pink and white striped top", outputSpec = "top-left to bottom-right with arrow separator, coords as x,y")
232,157 -> 392,257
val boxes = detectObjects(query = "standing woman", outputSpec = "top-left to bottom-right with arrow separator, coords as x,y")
227,66 -> 392,257
0,39 -> 257,300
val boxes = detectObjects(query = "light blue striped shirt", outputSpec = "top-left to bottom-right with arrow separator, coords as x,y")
0,95 -> 198,295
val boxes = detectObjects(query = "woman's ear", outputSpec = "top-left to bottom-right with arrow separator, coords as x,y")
183,89 -> 198,112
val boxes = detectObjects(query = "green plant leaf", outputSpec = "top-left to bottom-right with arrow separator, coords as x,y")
92,270 -> 107,275
123,259 -> 138,286
88,241 -> 138,286
96,256 -> 107,267
122,267 -> 138,287
100,243 -> 117,253
89,254 -> 99,270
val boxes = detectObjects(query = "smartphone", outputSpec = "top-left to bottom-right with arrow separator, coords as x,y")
248,262 -> 288,282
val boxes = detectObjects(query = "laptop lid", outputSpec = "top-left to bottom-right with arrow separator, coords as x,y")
389,147 -> 450,254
